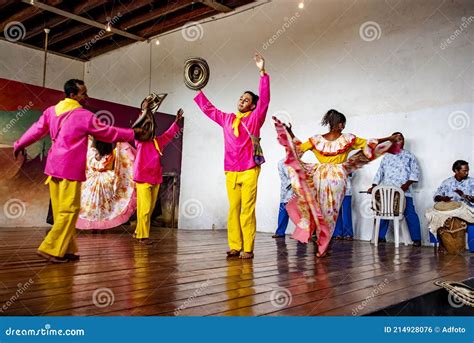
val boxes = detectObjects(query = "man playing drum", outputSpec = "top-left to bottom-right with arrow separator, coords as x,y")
427,160 -> 474,253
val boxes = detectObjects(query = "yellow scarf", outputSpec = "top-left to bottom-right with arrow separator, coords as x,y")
55,98 -> 82,116
231,111 -> 251,137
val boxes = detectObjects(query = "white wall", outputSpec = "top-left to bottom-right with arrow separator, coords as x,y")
84,0 -> 473,245
0,40 -> 84,90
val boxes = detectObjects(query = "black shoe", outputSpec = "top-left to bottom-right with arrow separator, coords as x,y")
412,240 -> 421,247
151,219 -> 163,227
378,238 -> 386,243
64,253 -> 80,261
37,251 -> 69,263
272,234 -> 285,238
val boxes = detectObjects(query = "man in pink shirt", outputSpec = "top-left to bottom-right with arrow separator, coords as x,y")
194,53 -> 270,259
133,107 -> 183,244
14,79 -> 142,263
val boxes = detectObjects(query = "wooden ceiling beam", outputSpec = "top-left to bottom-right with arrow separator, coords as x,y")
0,0 -> 17,12
81,8 -> 217,59
59,30 -> 114,53
48,24 -> 92,46
136,6 -> 215,37
23,0 -> 109,40
118,0 -> 194,31
99,0 -> 154,18
0,0 -> 62,31
79,0 -> 257,59
79,36 -> 134,60
198,0 -> 233,13
59,0 -> 197,54
46,0 -> 153,47
21,0 -> 145,42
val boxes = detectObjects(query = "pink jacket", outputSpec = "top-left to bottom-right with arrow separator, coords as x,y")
194,73 -> 270,172
134,122 -> 180,185
14,106 -> 134,182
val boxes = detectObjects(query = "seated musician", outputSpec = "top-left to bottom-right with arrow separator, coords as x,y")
429,160 -> 474,253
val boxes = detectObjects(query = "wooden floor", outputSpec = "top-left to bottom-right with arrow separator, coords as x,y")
0,227 -> 472,316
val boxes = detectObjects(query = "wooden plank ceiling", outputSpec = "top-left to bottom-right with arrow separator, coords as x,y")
0,0 -> 255,61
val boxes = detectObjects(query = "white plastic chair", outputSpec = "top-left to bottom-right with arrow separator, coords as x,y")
372,186 -> 408,248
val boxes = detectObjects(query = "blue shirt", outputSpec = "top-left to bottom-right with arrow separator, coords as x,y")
373,149 -> 420,197
278,159 -> 294,203
434,176 -> 474,206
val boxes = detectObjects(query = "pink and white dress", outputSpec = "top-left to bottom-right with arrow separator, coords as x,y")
76,138 -> 137,230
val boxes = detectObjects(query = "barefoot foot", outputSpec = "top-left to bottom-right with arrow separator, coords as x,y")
226,249 -> 240,258
239,252 -> 254,259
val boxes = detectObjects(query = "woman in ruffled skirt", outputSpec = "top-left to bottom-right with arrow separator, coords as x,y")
273,110 -> 399,257
76,138 -> 137,230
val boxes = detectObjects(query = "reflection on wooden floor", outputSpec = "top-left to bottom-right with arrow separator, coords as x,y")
0,227 -> 472,316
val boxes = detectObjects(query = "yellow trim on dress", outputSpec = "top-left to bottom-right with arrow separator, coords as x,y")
300,134 -> 368,164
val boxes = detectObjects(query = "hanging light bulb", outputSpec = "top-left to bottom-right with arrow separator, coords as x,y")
105,22 -> 112,32
298,1 -> 304,9
155,39 -> 160,45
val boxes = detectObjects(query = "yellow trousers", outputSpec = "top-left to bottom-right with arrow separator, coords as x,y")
225,166 -> 260,253
38,178 -> 81,258
134,182 -> 160,239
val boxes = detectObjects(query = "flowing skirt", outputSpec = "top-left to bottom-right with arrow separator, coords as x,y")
76,142 -> 137,230
274,120 -> 391,256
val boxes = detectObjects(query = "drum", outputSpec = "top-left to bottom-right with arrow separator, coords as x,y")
184,57 -> 210,90
434,201 -> 462,211
438,217 -> 467,255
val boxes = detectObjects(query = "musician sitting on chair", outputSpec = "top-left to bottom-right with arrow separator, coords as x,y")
432,160 -> 474,252
368,132 -> 422,246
